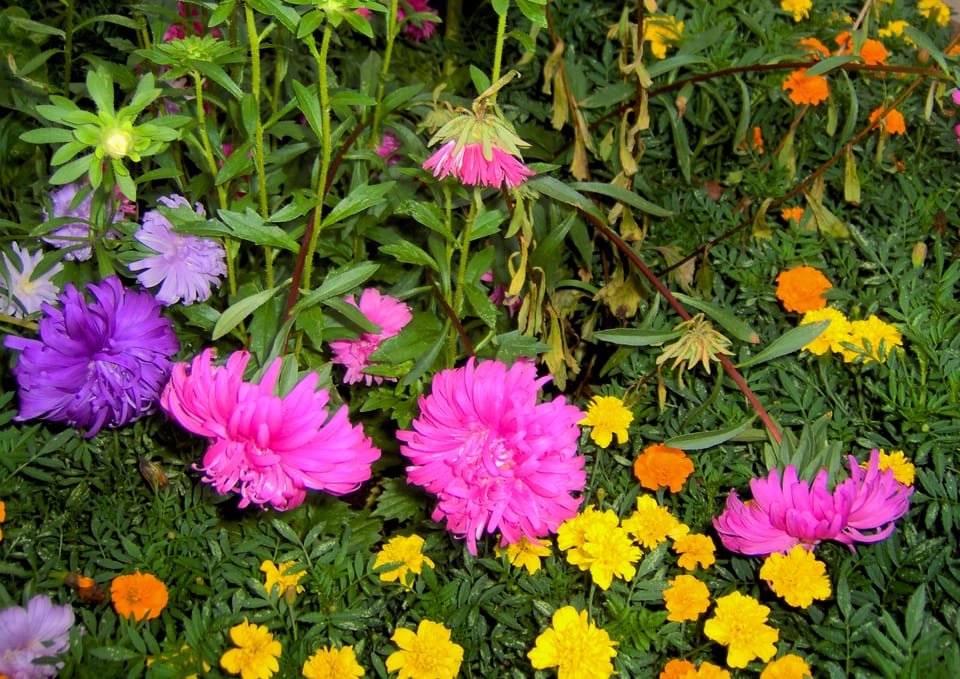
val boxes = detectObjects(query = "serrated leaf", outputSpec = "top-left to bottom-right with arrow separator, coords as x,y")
372,478 -> 427,522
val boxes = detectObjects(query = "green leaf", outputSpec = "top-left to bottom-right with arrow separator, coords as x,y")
86,68 -> 114,114
19,128 -> 75,145
804,54 -> 858,77
379,241 -> 439,271
293,80 -> 322,139
571,181 -> 673,218
527,175 -> 605,223
464,284 -> 497,327
90,646 -> 143,662
904,584 -> 927,644
396,200 -> 451,238
213,285 -> 283,340
494,331 -> 551,363
7,13 -> 66,38
247,0 -> 301,33
190,59 -> 243,100
903,26 -> 951,77
382,84 -> 425,114
372,478 -> 427,523
664,417 -> 757,450
319,182 -> 395,229
49,155 -> 93,185
593,328 -> 680,346
217,209 -> 300,252
470,209 -> 506,241
737,321 -> 828,368
673,292 -> 760,344
291,262 -> 380,314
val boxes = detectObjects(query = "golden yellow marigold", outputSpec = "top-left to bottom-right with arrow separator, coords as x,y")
528,606 -> 617,679
673,533 -> 717,570
842,314 -> 903,363
760,545 -> 832,608
580,395 -> 634,448
622,495 -> 688,549
580,516 -> 641,590
663,574 -> 711,622
643,15 -> 684,59
863,449 -> 915,486
800,307 -> 852,356
386,620 -> 463,679
302,645 -> 365,679
703,591 -> 779,668
781,0 -> 812,21
760,653 -> 813,679
260,560 -> 305,598
496,535 -> 551,575
919,0 -> 951,27
220,619 -> 282,679
374,534 -> 435,589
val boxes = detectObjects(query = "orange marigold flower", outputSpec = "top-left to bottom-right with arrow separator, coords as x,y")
633,444 -> 694,493
781,207 -> 805,224
799,37 -> 830,60
111,571 -> 169,621
835,32 -> 889,65
869,106 -> 906,135
661,659 -> 697,679
673,533 -> 717,570
782,69 -> 829,105
775,266 -> 832,313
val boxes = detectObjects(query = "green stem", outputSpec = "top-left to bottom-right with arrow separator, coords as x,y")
63,0 -> 74,92
489,9 -> 508,101
371,0 -> 401,143
448,189 -> 479,364
245,4 -> 274,289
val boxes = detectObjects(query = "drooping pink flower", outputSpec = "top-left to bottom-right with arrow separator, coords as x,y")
328,289 -> 412,385
398,358 -> 586,555
160,349 -> 381,510
713,450 -> 912,556
423,140 -> 535,189
399,0 -> 439,41
376,133 -> 402,165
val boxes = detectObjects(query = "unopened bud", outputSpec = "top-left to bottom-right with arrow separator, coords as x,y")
911,241 -> 927,268
102,127 -> 132,159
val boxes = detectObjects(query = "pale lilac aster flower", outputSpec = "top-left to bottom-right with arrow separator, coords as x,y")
42,182 -> 129,261
398,358 -> 586,555
423,140 -> 535,189
399,0 -> 439,41
128,195 -> 226,306
160,349 -> 381,511
329,288 -> 412,385
376,133 -> 402,164
4,276 -> 179,437
0,243 -> 63,318
0,594 -> 75,678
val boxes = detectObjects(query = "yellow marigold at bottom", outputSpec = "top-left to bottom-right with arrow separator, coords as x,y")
386,620 -> 463,679
660,659 -> 696,679
672,533 -> 716,571
760,545 -> 831,608
760,653 -> 812,678
703,591 -> 779,668
663,574 -> 710,622
782,69 -> 829,106
302,645 -> 365,679
110,571 -> 168,622
800,307 -> 851,356
496,535 -> 551,575
220,619 -> 282,679
528,606 -> 617,679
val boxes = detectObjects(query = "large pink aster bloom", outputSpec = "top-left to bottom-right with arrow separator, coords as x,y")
423,140 -> 535,189
713,450 -> 912,556
329,289 -> 412,385
160,349 -> 380,510
398,358 -> 586,555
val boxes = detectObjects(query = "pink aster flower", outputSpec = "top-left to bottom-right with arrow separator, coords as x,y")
160,349 -> 381,510
329,288 -> 412,385
833,449 -> 913,547
423,140 -> 535,189
376,133 -> 402,164
398,358 -> 586,554
399,0 -> 439,41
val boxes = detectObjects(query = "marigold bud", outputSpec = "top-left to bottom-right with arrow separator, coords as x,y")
911,242 -> 927,268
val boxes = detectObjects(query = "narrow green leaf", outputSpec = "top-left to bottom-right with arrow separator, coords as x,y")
382,84 -> 426,114
291,262 -> 380,314
396,200 -> 451,238
664,417 -> 757,450
593,328 -> 681,347
804,54 -> 858,77
527,175 -> 605,223
319,182 -> 395,229
190,60 -> 243,100
572,181 -> 673,217
904,584 -> 927,644
7,14 -> 66,38
673,292 -> 760,344
293,80 -> 322,139
470,209 -> 506,241
49,155 -> 93,185
379,242 -> 439,271
737,321 -> 828,368
213,286 -> 282,340
217,209 -> 299,251
19,128 -> 75,145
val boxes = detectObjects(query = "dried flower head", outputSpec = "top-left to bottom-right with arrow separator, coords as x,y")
656,313 -> 734,382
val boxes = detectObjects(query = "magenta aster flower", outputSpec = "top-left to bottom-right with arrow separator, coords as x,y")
713,450 -> 912,556
4,276 -> 179,437
0,242 -> 63,318
42,182 -> 129,261
128,195 -> 227,306
160,349 -> 381,510
398,358 -> 586,554
376,133 -> 402,164
329,288 -> 412,385
399,0 -> 439,41
0,594 -> 74,679
423,140 -> 535,189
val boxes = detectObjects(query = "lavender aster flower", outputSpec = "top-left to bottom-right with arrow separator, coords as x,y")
0,594 -> 74,678
4,276 -> 180,437
42,182 -> 129,261
0,243 -> 63,318
129,195 -> 227,306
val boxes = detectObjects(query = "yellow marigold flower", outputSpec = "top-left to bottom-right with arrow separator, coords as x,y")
110,571 -> 168,622
782,69 -> 829,106
496,535 -> 551,575
869,106 -> 906,135
879,20 -> 916,45
260,560 -> 305,598
781,0 -> 812,21
800,307 -> 852,356
579,395 -> 634,448
760,653 -> 813,679
919,0 -> 951,26
775,266 -> 832,313
386,620 -> 463,679
302,645 -> 365,679
622,495 -> 688,549
643,15 -> 684,59
660,659 -> 697,679
374,534 -> 435,589
781,207 -> 805,224
220,619 -> 282,679
580,514 -> 641,589
862,449 -> 915,486
557,504 -> 614,568
842,315 -> 903,363
760,545 -> 831,608
703,591 -> 779,668
695,663 -> 732,679
663,574 -> 710,622
528,606 -> 618,679
672,533 -> 716,571
633,443 -> 694,493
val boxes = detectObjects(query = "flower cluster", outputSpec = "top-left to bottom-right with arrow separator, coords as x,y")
161,349 -> 381,510
800,307 -> 903,363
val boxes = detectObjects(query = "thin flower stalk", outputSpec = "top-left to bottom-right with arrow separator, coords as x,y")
245,3 -> 274,288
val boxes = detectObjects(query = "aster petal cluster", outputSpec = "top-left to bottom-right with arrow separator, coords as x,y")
329,288 -> 412,385
42,182 -> 128,261
161,349 -> 381,510
703,591 -> 779,668
399,358 -> 586,555
129,194 -> 227,305
0,594 -> 75,679
399,0 -> 440,41
714,449 -> 913,556
527,606 -> 617,679
424,140 -> 535,189
0,242 -> 63,318
4,275 -> 179,437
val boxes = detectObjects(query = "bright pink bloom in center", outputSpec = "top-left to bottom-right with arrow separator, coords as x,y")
160,349 -> 380,510
423,140 -> 535,189
398,358 -> 586,554
329,289 -> 412,385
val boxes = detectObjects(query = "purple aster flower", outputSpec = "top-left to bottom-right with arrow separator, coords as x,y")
0,594 -> 74,679
423,140 -> 535,189
42,182 -> 130,262
329,288 -> 412,385
0,243 -> 63,318
128,195 -> 227,306
4,276 -> 180,437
